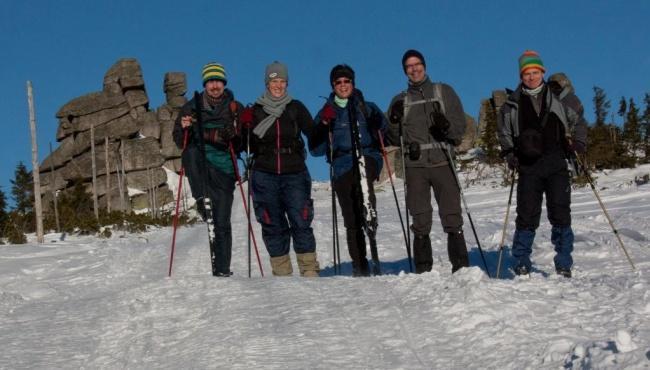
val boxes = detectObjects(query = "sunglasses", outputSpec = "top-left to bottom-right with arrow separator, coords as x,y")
334,78 -> 352,86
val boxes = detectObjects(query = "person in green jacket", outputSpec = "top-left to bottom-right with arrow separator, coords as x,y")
173,62 -> 244,277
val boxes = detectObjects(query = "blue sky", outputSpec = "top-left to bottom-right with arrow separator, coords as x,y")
1,0 -> 649,200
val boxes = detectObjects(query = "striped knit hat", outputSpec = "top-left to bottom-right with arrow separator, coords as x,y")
518,50 -> 545,75
202,62 -> 227,86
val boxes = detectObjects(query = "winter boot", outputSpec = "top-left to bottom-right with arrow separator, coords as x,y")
352,260 -> 370,277
447,230 -> 470,273
270,254 -> 293,276
195,197 -> 207,222
296,252 -> 320,277
413,234 -> 433,273
551,225 -> 574,277
556,267 -> 572,278
512,228 -> 535,274
346,228 -> 369,277
514,265 -> 529,276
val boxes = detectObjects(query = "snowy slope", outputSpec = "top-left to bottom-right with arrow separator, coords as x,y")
1,165 -> 649,369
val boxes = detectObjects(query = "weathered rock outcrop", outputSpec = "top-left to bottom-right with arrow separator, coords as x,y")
39,59 -> 187,213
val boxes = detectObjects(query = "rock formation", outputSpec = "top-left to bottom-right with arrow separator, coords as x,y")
40,59 -> 186,212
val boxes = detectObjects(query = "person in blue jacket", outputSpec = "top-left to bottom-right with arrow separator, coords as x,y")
311,64 -> 387,276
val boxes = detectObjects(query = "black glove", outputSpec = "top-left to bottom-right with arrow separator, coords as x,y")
367,110 -> 384,130
203,125 -> 235,144
568,140 -> 586,154
389,100 -> 404,124
429,111 -> 450,141
218,125 -> 235,142
505,152 -> 519,170
408,142 -> 421,161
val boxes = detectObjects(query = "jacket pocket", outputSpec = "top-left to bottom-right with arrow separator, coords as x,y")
518,128 -> 543,161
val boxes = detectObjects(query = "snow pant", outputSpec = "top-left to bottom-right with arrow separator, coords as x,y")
405,165 -> 467,273
181,145 -> 206,200
333,158 -> 377,276
251,169 -> 316,258
203,165 -> 236,275
513,152 -> 574,271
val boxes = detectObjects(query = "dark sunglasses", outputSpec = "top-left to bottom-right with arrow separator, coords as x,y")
334,78 -> 352,86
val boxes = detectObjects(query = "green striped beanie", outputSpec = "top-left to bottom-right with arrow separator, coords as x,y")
202,62 -> 227,86
518,50 -> 545,75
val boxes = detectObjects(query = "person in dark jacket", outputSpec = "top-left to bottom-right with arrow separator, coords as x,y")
497,51 -> 588,278
310,64 -> 388,276
386,49 -> 470,274
238,61 -> 320,277
172,62 -> 243,277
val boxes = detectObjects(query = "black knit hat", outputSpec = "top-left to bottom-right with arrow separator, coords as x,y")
330,64 -> 355,86
402,49 -> 426,72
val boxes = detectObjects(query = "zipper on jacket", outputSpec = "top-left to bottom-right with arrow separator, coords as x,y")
276,119 -> 281,174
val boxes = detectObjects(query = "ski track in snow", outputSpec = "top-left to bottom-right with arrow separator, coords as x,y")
1,165 -> 650,369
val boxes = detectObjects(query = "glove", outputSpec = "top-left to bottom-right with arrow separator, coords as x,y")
203,125 -> 235,144
320,103 -> 336,125
219,125 -> 236,142
429,111 -> 450,141
389,100 -> 404,124
239,107 -> 255,129
568,140 -> 586,154
505,152 -> 519,170
367,110 -> 384,130
408,142 -> 421,161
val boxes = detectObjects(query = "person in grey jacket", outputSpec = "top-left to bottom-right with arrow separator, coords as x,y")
386,49 -> 469,274
497,51 -> 588,278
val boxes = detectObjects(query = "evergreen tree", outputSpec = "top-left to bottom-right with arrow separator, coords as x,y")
593,86 -> 610,126
641,93 -> 650,163
617,96 -> 627,122
587,87 -> 634,169
4,212 -> 27,244
479,99 -> 500,165
54,179 -> 98,234
0,188 -> 7,241
10,161 -> 35,233
11,162 -> 33,215
623,98 -> 641,159
588,87 -> 613,167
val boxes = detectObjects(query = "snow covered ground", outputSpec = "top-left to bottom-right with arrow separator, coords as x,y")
1,165 -> 650,369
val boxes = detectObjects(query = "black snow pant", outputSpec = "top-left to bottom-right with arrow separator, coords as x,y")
183,145 -> 236,275
182,145 -> 206,200
405,165 -> 465,273
516,152 -> 572,231
203,165 -> 236,275
333,158 -> 378,275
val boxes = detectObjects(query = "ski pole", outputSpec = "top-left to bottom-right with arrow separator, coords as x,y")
246,128 -> 252,278
397,120 -> 412,270
193,92 -> 217,276
377,130 -> 413,272
443,144 -> 491,277
573,151 -> 636,270
495,169 -> 516,278
168,129 -> 189,277
229,141 -> 265,277
328,131 -> 341,275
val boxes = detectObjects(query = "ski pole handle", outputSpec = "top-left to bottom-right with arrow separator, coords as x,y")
181,128 -> 189,150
